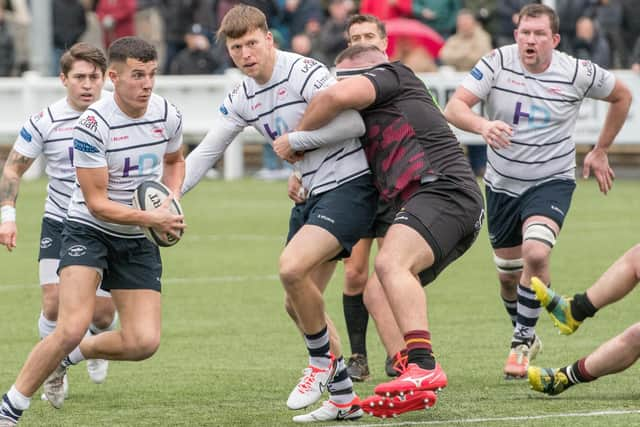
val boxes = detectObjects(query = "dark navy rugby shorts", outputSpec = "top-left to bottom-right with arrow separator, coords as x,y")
58,220 -> 162,292
287,174 -> 377,259
486,179 -> 576,250
38,217 -> 63,261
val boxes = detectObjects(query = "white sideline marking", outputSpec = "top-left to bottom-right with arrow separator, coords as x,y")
325,409 -> 640,427
0,274 -> 280,292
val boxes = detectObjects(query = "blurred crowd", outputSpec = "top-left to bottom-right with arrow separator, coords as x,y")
1,0 -> 640,79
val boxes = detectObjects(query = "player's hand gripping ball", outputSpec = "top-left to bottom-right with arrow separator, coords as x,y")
132,181 -> 184,247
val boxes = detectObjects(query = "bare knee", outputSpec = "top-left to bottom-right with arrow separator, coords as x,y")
54,323 -> 89,354
624,244 -> 640,281
123,332 -> 161,361
619,323 -> 640,351
344,261 -> 368,295
374,251 -> 396,286
279,254 -> 307,291
41,286 -> 59,321
522,242 -> 550,274
92,298 -> 116,330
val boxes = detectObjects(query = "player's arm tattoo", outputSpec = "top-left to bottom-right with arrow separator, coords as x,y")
0,149 -> 34,204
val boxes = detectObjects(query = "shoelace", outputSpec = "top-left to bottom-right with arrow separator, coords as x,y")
296,366 -> 321,393
392,351 -> 408,375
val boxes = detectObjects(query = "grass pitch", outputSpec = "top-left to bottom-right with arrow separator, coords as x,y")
1,177 -> 640,426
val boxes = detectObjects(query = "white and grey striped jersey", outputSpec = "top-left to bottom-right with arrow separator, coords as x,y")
183,50 -> 370,196
461,44 -> 615,196
67,92 -> 183,238
13,97 -> 85,223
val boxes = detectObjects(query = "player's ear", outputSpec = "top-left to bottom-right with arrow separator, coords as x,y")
107,66 -> 118,83
552,33 -> 561,49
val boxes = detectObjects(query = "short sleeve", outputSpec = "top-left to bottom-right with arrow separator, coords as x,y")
460,48 -> 501,101
165,103 -> 184,154
575,60 -> 615,100
361,65 -> 401,105
289,57 -> 336,102
72,112 -> 108,168
13,110 -> 46,159
220,83 -> 250,131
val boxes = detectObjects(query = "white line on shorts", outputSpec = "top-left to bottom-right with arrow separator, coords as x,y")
325,409 -> 640,427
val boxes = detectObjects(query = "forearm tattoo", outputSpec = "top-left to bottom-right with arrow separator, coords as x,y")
0,150 -> 32,204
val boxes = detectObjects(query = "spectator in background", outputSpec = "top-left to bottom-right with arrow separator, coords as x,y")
572,16 -> 610,68
360,0 -> 412,20
3,0 -> 31,74
316,0 -> 354,66
282,0 -> 323,48
621,0 -> 640,65
170,23 -> 224,74
440,9 -> 491,71
0,6 -> 14,76
464,0 -> 498,45
135,0 -> 164,68
440,9 -> 491,177
494,0 -> 538,47
555,0 -> 596,52
52,0 -> 87,75
413,0 -> 461,39
95,0 -> 136,50
590,0 -> 625,67
160,0 -> 215,74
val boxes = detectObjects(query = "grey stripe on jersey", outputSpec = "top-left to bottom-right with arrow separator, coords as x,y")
226,50 -> 371,196
462,44 -> 615,196
67,92 -> 183,237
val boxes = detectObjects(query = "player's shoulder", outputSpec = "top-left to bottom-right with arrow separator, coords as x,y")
148,92 -> 180,119
489,45 -> 516,70
286,51 -> 324,75
27,97 -> 67,129
551,49 -> 581,73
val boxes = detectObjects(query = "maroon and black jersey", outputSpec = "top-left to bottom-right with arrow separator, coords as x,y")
360,62 -> 475,203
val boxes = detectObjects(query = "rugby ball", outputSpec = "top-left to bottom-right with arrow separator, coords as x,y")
132,180 -> 184,247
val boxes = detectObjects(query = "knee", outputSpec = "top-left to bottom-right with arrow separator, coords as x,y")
41,293 -> 59,321
625,244 -> 640,280
622,323 -> 640,343
374,252 -> 395,285
522,243 -> 550,272
92,300 -> 116,330
279,254 -> 306,291
54,323 -> 88,353
344,262 -> 368,294
124,333 -> 161,361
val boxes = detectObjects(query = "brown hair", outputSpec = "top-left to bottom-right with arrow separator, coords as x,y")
108,36 -> 157,65
517,4 -> 559,34
335,44 -> 385,66
59,42 -> 107,76
217,5 -> 268,42
347,14 -> 387,39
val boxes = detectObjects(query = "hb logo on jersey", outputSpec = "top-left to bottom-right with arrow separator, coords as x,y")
123,154 -> 160,177
263,116 -> 290,140
513,101 -> 550,129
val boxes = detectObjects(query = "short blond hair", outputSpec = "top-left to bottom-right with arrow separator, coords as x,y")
217,5 -> 268,42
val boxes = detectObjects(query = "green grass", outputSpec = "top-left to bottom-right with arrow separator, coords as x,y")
1,177 -> 640,426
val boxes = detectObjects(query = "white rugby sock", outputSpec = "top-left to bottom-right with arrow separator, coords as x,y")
7,385 -> 30,410
38,312 -> 56,339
